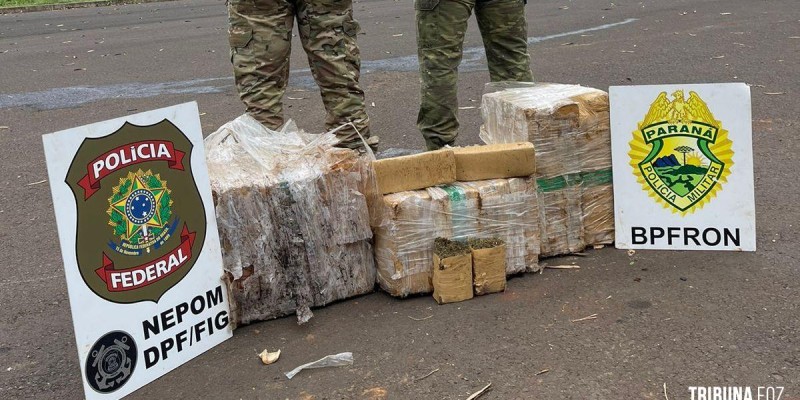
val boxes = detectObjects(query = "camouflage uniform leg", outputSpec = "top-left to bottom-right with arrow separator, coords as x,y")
475,0 -> 533,82
296,0 -> 373,148
227,0 -> 294,129
416,0 -> 474,151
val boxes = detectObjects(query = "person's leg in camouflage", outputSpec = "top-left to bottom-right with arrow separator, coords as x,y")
296,0 -> 377,151
416,0 -> 475,151
475,0 -> 533,82
227,0 -> 295,129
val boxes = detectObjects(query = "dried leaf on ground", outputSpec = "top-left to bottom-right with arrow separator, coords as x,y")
362,387 -> 388,399
466,383 -> 492,400
571,314 -> 598,322
413,368 -> 439,382
545,265 -> 580,270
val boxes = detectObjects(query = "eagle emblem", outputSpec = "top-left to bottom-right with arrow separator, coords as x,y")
629,90 -> 734,214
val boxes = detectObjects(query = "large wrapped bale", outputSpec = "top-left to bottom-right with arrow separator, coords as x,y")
533,175 -> 585,257
374,178 -> 540,297
429,184 -> 480,241
580,170 -> 614,246
461,178 -> 540,273
438,181 -> 539,273
481,83 -> 614,251
480,83 -> 608,178
206,115 -> 377,325
509,177 -> 543,271
373,189 -> 449,297
573,89 -> 612,173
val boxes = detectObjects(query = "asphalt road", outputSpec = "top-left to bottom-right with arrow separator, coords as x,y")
1,0 -> 798,399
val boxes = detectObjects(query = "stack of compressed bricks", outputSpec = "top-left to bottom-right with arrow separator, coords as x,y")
373,82 -> 615,297
372,145 -> 540,297
206,115 -> 377,325
481,83 -> 615,255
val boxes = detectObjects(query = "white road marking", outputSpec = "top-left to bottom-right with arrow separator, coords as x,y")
0,19 -> 637,111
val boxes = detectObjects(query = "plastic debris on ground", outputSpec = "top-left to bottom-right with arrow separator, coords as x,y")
284,352 -> 354,379
205,115 -> 380,326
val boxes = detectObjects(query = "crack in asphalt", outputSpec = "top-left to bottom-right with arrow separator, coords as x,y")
0,18 -> 637,111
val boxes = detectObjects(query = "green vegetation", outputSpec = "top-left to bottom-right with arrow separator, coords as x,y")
433,237 -> 471,258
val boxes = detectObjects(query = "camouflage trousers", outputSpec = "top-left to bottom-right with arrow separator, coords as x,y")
227,0 -> 372,147
416,0 -> 533,150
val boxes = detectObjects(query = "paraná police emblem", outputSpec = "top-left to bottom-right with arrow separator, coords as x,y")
65,120 -> 207,303
628,90 -> 734,215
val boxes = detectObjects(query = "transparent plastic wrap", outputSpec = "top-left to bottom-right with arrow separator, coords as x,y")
373,190 -> 448,297
284,352 -> 354,380
459,178 -> 540,274
205,114 -> 379,325
534,174 -> 585,256
480,83 -> 614,251
374,178 -> 540,297
580,170 -> 614,246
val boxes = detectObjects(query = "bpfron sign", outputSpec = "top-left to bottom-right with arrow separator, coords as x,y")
610,83 -> 755,251
43,102 -> 232,399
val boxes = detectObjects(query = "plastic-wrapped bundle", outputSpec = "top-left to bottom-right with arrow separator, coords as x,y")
480,83 -> 614,251
373,190 -> 449,297
206,115 -> 377,325
459,178 -> 540,274
534,175 -> 585,256
374,178 -> 539,297
580,170 -> 614,246
480,83 -> 608,177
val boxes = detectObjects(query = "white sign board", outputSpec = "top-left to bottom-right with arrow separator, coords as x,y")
610,83 -> 755,251
42,102 -> 232,399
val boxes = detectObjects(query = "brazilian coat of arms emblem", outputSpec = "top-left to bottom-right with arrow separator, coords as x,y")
107,170 -> 174,256
629,90 -> 734,215
65,120 -> 207,303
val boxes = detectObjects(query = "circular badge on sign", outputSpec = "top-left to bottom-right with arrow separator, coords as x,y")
85,331 -> 137,394
125,189 -> 157,225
